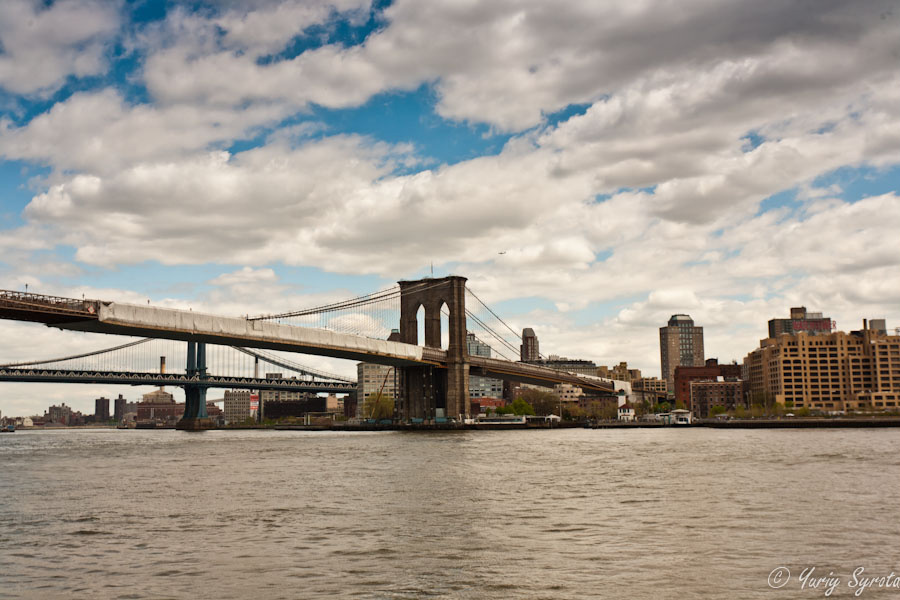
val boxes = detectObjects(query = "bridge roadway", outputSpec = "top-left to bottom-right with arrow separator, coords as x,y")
0,290 -> 614,393
0,367 -> 356,393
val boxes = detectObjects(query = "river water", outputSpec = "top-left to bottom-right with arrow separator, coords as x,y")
1,428 -> 899,599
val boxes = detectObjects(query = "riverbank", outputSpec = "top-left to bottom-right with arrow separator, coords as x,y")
11,417 -> 900,433
268,417 -> 900,432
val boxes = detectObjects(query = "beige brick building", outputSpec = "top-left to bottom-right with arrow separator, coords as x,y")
743,321 -> 900,412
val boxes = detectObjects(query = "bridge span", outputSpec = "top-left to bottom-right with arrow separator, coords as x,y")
1,278 -> 615,426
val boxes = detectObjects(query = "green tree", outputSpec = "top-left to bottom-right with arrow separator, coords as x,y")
517,388 -> 560,416
563,404 -> 587,421
508,397 -> 535,416
710,405 -> 727,417
364,392 -> 394,420
600,401 -> 617,421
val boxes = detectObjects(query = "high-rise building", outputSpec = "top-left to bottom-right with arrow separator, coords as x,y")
768,306 -> 834,338
224,390 -> 252,424
113,394 -> 127,422
520,328 -> 540,362
744,320 -> 900,412
467,333 -> 503,398
660,314 -> 705,392
94,397 -> 110,422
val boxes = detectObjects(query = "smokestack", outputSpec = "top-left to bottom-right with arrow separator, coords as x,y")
159,356 -> 167,393
863,319 -> 868,331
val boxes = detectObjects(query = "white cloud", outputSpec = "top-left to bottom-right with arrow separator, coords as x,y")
0,0 -> 120,96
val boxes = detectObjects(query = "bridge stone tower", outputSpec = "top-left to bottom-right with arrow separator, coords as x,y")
398,276 -> 470,422
176,341 -> 215,431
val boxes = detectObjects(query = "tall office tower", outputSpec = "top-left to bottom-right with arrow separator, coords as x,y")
660,314 -> 705,392
520,328 -> 540,362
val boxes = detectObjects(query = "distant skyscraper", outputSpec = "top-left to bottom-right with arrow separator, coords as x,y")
520,328 -> 540,362
94,397 -> 110,422
660,314 -> 705,392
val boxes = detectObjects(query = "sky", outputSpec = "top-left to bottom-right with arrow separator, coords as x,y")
1,0 -> 900,417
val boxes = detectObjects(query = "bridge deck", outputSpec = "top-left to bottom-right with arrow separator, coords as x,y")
1,289 -> 614,392
0,367 -> 355,392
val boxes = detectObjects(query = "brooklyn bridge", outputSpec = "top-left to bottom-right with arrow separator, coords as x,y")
0,276 -> 613,429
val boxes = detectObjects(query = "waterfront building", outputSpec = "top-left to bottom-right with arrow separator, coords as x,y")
94,397 -> 110,422
674,359 -> 742,411
475,398 -> 506,413
467,333 -> 504,398
46,403 -> 72,425
617,402 -> 635,421
690,379 -> 747,419
357,362 -> 398,417
137,387 -> 179,423
660,314 -> 705,393
768,306 -> 834,338
224,390 -> 252,424
520,328 -> 540,361
743,320 -> 900,412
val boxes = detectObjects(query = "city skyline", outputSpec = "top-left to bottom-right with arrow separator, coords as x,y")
2,1 -> 900,416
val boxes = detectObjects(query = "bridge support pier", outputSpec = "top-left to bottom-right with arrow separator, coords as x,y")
397,276 -> 469,422
177,341 -> 215,431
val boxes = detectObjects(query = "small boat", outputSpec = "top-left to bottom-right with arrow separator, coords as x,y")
1,424 -> 15,432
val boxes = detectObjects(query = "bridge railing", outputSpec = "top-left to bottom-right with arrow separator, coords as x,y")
0,289 -> 101,318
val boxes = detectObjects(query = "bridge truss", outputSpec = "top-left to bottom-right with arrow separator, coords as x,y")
0,337 -> 356,392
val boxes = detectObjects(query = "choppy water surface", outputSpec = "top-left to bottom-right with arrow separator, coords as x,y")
2,428 -> 899,599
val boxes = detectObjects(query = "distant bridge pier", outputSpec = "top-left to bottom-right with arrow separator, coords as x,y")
177,341 -> 215,431
398,276 -> 469,422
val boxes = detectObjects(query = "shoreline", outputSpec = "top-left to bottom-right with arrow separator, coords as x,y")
9,417 -> 900,433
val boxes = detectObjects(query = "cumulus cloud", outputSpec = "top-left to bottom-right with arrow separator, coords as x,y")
0,0 -> 120,96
